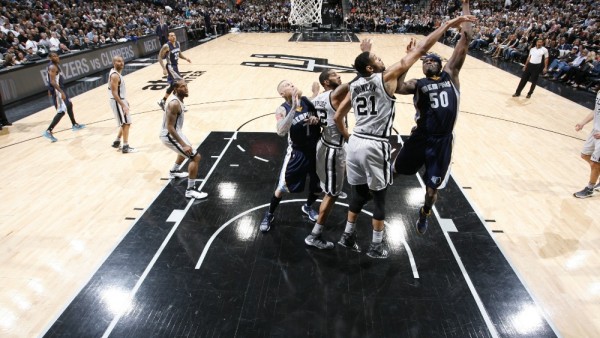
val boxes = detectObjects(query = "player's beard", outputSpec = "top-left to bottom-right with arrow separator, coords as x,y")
177,90 -> 189,99
424,64 -> 441,77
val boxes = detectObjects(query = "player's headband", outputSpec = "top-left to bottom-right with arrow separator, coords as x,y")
422,54 -> 442,66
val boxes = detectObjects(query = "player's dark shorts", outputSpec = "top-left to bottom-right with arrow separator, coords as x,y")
50,91 -> 71,113
166,64 -> 182,84
278,146 -> 319,194
394,132 -> 454,189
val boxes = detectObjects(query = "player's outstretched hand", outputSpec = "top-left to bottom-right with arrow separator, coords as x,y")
446,15 -> 477,28
406,38 -> 416,54
312,81 -> 320,97
360,39 -> 373,52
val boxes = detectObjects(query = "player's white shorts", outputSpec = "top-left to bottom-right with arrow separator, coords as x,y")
109,99 -> 132,127
346,135 -> 392,191
316,140 -> 346,196
160,133 -> 196,158
581,129 -> 600,162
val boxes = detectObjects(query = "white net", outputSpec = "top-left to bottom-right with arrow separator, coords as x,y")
289,0 -> 323,26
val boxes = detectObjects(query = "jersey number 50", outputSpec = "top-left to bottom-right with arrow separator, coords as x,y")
428,92 -> 449,108
356,96 -> 378,116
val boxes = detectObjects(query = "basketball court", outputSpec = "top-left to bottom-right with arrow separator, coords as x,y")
0,32 -> 598,337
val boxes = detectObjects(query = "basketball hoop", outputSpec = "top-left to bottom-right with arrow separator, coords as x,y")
289,0 -> 323,26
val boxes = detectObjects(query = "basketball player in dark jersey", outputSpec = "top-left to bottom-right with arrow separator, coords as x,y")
157,32 -> 191,110
335,14 -> 476,258
393,0 -> 473,235
259,80 -> 322,234
42,52 -> 85,142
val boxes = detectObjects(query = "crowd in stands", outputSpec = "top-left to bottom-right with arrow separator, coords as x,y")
465,0 -> 600,91
0,0 -> 215,68
0,0 -> 598,91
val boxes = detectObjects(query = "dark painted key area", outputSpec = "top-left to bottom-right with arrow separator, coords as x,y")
44,132 -> 557,338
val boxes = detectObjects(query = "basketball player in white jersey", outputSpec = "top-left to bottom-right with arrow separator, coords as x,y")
304,70 -> 347,249
305,40 -> 372,250
159,80 -> 208,200
108,56 -> 135,153
573,90 -> 600,198
334,15 -> 476,258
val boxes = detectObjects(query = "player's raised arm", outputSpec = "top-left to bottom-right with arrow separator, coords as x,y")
445,0 -> 473,87
383,15 -> 477,96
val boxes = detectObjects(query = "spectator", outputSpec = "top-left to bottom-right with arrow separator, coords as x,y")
80,37 -> 92,50
58,43 -> 71,54
2,53 -> 18,68
0,31 -> 10,51
156,16 -> 168,46
15,51 -> 26,64
69,37 -> 83,50
38,32 -> 51,49
48,31 -> 60,52
91,35 -> 101,48
552,48 -> 588,81
25,36 -> 38,54
506,37 -> 529,62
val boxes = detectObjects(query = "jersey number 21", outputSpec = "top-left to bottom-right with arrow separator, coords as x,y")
356,96 -> 378,116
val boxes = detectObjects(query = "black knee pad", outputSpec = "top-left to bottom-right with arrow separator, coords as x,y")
371,188 -> 387,221
349,184 -> 370,214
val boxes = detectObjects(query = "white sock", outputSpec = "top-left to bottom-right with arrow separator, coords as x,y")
372,230 -> 383,243
311,223 -> 323,235
187,179 -> 196,189
171,163 -> 180,171
344,221 -> 355,234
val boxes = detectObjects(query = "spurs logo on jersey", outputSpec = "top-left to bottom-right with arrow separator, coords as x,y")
313,90 -> 345,148
349,73 -> 395,141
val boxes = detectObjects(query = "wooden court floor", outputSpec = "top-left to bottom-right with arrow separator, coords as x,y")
43,131 -> 555,337
0,33 -> 598,337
